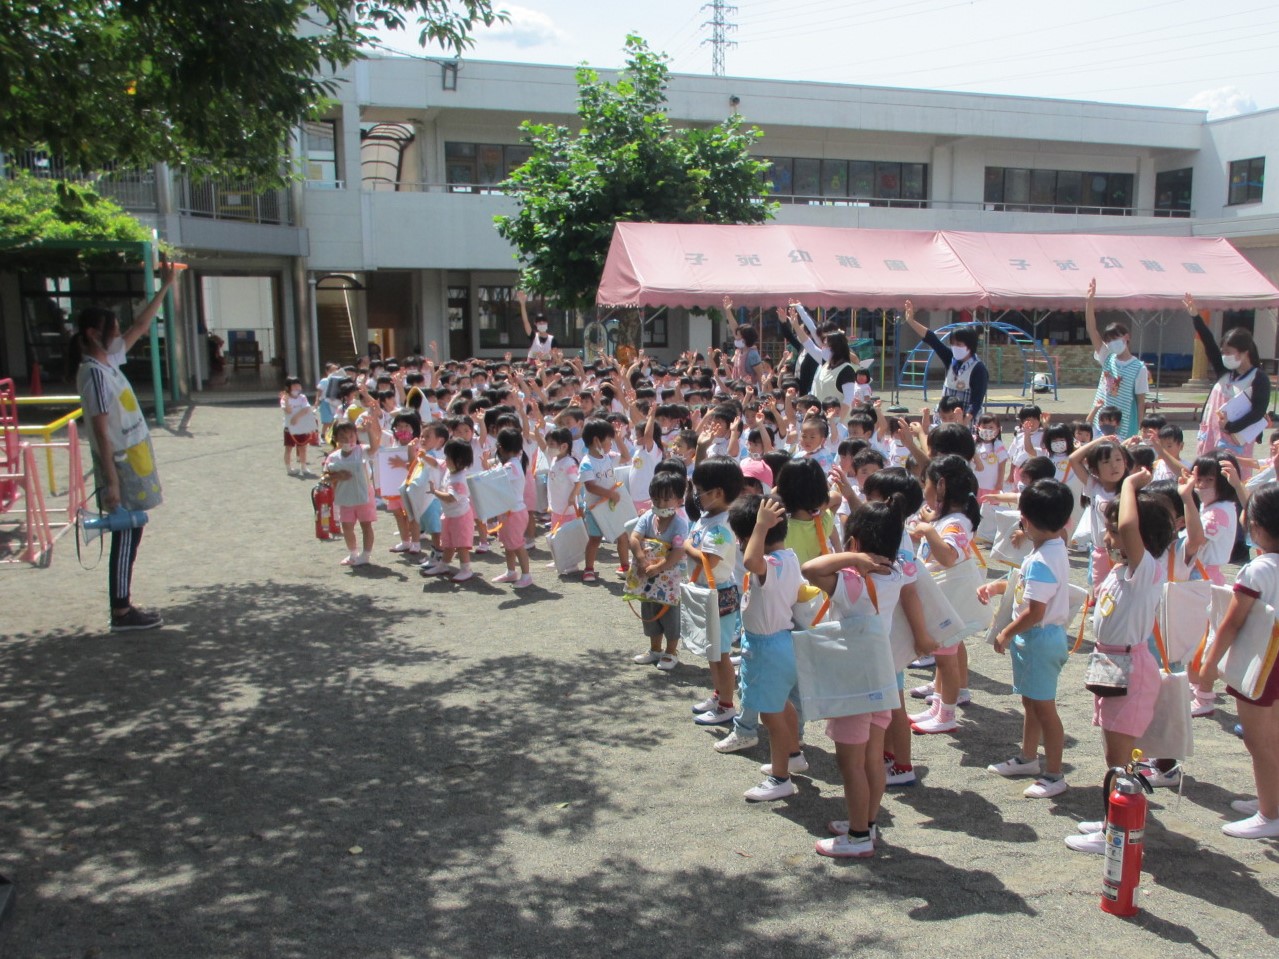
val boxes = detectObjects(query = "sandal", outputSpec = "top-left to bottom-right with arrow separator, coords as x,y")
581,569 -> 599,583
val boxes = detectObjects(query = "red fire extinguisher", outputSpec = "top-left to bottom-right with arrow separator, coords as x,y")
312,482 -> 340,540
1100,750 -> 1155,917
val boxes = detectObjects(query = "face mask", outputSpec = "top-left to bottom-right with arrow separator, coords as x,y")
1050,441 -> 1067,454
979,429 -> 996,441
1106,338 -> 1126,356
340,440 -> 356,452
951,346 -> 970,362
749,450 -> 763,460
536,324 -> 548,333
1098,424 -> 1117,437
642,367 -> 651,376
569,425 -> 581,439
1222,353 -> 1243,371
290,390 -> 302,398
653,506 -> 678,519
734,339 -> 745,350
394,430 -> 413,443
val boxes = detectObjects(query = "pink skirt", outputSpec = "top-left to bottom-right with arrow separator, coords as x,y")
499,510 -> 529,550
825,710 -> 892,746
1093,642 -> 1160,737
441,510 -> 475,550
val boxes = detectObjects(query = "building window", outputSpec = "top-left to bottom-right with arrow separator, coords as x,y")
475,286 -> 574,350
445,142 -> 534,193
984,167 -> 1134,214
1228,157 -> 1265,205
302,121 -> 340,186
1155,168 -> 1192,217
765,156 -> 927,206
644,309 -> 669,349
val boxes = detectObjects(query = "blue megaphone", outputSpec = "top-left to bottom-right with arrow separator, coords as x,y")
81,507 -> 149,541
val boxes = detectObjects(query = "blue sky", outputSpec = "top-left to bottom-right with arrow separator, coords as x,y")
370,0 -> 1279,118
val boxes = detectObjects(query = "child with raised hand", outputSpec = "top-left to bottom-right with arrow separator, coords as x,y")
973,413 -> 1008,499
1189,450 -> 1244,716
910,454 -> 982,734
385,412 -> 421,556
543,427 -> 580,530
1200,484 -> 1279,838
802,503 -> 903,858
324,421 -> 378,567
577,418 -> 621,583
406,421 -> 449,566
629,470 -> 689,671
421,438 -> 476,582
983,478 -> 1076,798
1010,405 -> 1043,473
729,494 -> 805,802
686,456 -> 746,727
492,428 -> 533,588
1064,470 -> 1176,853
281,376 -> 318,476
1069,435 -> 1133,595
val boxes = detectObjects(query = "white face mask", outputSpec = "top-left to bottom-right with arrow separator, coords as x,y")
1106,338 -> 1126,356
978,429 -> 996,441
536,323 -> 548,333
734,339 -> 745,349
951,346 -> 970,362
1050,441 -> 1067,454
1222,353 -> 1243,371
653,506 -> 678,519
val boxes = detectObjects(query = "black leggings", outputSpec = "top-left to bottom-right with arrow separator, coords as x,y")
108,525 -> 144,611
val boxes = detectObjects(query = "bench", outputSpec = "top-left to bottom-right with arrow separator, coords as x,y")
230,340 -> 262,372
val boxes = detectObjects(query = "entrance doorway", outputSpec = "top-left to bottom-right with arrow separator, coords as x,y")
448,285 -> 471,360
199,275 -> 283,388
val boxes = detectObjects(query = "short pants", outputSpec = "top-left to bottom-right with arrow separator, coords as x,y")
284,430 -> 316,448
640,600 -> 681,642
738,629 -> 798,715
1010,623 -> 1069,701
441,511 -> 475,551
338,499 -> 377,524
419,497 -> 443,535
825,710 -> 892,746
1093,641 -> 1160,736
498,509 -> 529,550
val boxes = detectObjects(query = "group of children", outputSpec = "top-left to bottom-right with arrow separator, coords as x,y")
289,343 -> 1279,856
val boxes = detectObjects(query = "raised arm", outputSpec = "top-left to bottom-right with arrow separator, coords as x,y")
122,265 -> 179,352
1083,277 -> 1104,354
1184,292 -> 1226,378
515,289 -> 533,338
1118,469 -> 1151,567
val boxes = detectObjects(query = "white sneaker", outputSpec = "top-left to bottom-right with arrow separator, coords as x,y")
420,563 -> 452,577
1065,830 -> 1107,854
1232,798 -> 1260,814
886,766 -> 918,787
1077,820 -> 1105,834
492,570 -> 519,584
927,689 -> 972,706
1139,764 -> 1182,789
825,823 -> 879,842
633,650 -> 661,665
339,553 -> 359,566
714,730 -> 759,753
474,543 -> 490,554
1024,776 -> 1068,799
1191,698 -> 1217,718
909,681 -> 935,700
451,567 -> 475,582
911,713 -> 958,735
389,542 -> 412,553
729,654 -> 742,667
909,656 -> 935,670
908,701 -> 939,724
1222,812 -> 1279,839
692,694 -> 720,713
693,705 -> 738,726
351,552 -> 371,566
760,753 -> 809,776
524,538 -> 537,551
987,755 -> 1042,777
744,777 -> 797,802
513,574 -> 534,589
815,834 -> 874,858
287,467 -> 301,476
656,655 -> 679,671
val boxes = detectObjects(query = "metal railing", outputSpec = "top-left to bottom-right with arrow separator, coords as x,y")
177,176 -> 294,225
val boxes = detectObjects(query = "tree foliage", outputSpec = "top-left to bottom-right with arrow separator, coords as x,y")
0,1 -> 505,179
495,35 -> 775,313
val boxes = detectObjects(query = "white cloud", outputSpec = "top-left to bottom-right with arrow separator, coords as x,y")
483,5 -> 567,49
1183,86 -> 1258,120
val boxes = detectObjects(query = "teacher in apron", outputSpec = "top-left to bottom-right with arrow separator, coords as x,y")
902,299 -> 988,424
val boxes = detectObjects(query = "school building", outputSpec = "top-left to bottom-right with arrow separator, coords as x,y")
4,55 -> 1279,395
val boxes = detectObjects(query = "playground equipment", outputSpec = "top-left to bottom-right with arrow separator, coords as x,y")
898,319 -> 1059,402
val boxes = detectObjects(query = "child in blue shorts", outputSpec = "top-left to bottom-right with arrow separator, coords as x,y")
982,478 -> 1076,799
729,493 -> 804,802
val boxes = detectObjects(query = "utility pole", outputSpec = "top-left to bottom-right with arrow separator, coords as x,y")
700,1 -> 738,77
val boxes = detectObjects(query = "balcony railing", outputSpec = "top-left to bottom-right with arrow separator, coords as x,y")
177,177 -> 294,225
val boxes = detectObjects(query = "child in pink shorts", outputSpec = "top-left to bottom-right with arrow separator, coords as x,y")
421,438 -> 476,583
492,428 -> 533,588
1064,467 -> 1175,855
803,500 -> 910,859
324,421 -> 377,567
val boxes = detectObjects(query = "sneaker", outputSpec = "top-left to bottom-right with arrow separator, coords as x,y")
633,650 -> 662,665
492,570 -> 519,584
1232,798 -> 1260,814
300,468 -> 317,479
909,655 -> 936,670
451,568 -> 475,583
911,713 -> 958,735
109,607 -> 164,633
886,766 -> 918,787
824,823 -> 879,843
909,681 -> 936,699
927,689 -> 972,706
1077,820 -> 1105,834
714,730 -> 759,753
1024,776 -> 1069,799
908,701 -> 939,724
730,654 -> 742,667
581,570 -> 599,583
692,694 -> 720,713
513,575 -> 534,589
339,553 -> 359,566
656,655 -> 679,671
815,834 -> 874,859
524,538 -> 538,551
1139,764 -> 1182,789
1191,698 -> 1217,718
1065,830 -> 1107,854
987,755 -> 1042,777
616,564 -> 630,576
389,542 -> 412,553
761,754 -> 810,776
287,467 -> 301,476
420,563 -> 452,577
351,552 -> 371,566
744,777 -> 797,802
475,543 -> 490,555
693,705 -> 738,726
1222,812 -> 1279,839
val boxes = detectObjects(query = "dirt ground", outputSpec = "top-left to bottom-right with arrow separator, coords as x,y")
1,404 -> 1276,959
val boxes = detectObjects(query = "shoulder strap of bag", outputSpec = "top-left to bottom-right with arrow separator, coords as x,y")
1072,594 -> 1093,654
968,539 -> 988,570
864,574 -> 879,613
815,515 -> 830,555
1168,548 -> 1176,584
687,546 -> 718,590
1152,620 -> 1172,675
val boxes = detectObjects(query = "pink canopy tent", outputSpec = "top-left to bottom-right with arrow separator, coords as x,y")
594,222 -> 987,310
595,223 -> 1279,311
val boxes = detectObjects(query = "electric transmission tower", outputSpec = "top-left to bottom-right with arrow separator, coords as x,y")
700,1 -> 738,77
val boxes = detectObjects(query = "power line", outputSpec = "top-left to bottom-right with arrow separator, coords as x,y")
700,1 -> 739,77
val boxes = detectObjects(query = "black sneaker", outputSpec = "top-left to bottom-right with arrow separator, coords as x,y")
109,607 -> 164,633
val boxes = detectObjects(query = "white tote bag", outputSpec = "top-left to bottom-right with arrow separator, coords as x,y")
1135,670 -> 1195,760
535,468 -> 550,513
589,484 -> 638,542
984,569 -> 1019,647
467,465 -> 523,521
890,568 -> 967,670
679,552 -> 721,660
1209,586 -> 1279,700
548,518 -> 588,574
792,583 -> 897,720
929,553 -> 988,638
791,583 -> 831,630
990,509 -> 1030,568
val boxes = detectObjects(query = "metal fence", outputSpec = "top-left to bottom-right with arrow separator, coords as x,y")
176,177 -> 294,225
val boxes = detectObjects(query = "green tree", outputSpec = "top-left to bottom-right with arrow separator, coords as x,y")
495,35 -> 775,313
0,1 -> 505,179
